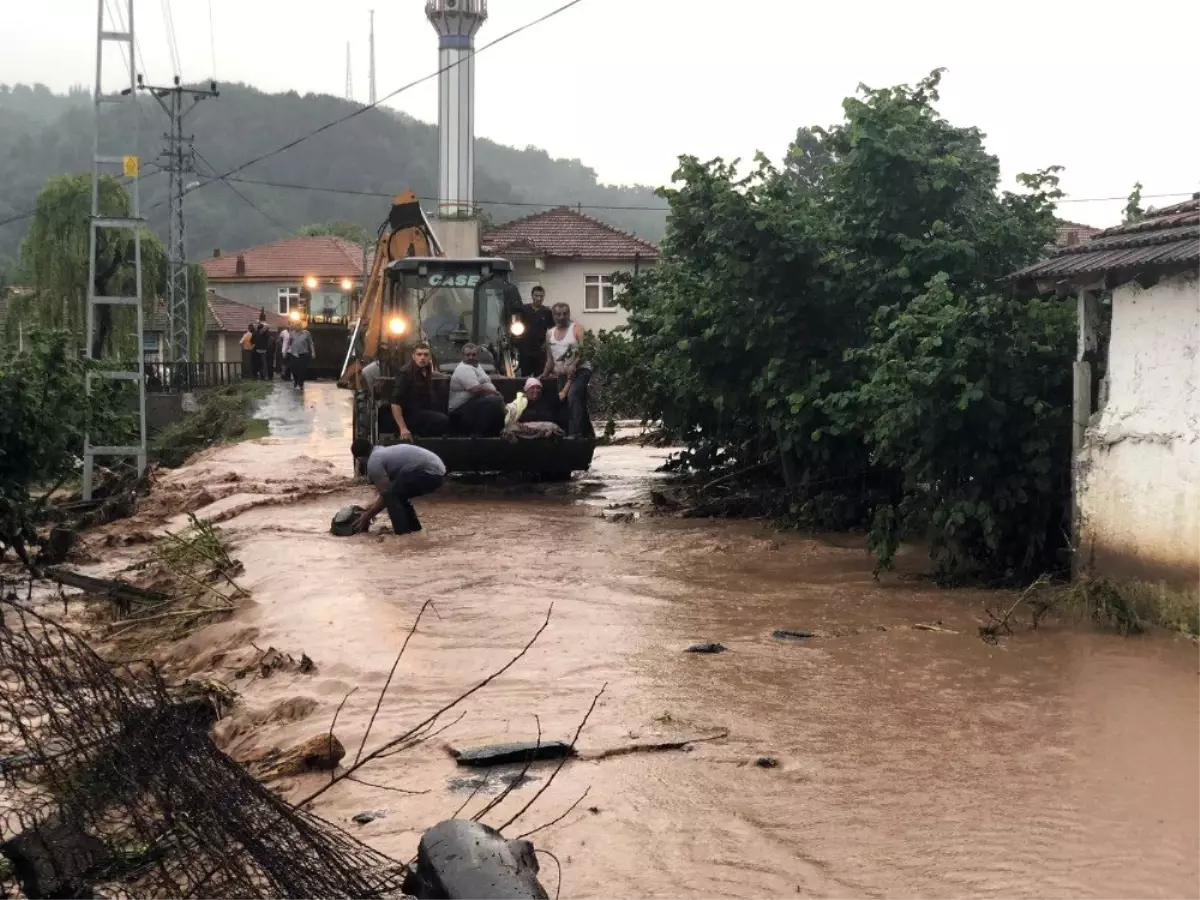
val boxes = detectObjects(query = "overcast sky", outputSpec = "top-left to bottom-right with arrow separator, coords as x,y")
3,0 -> 1197,227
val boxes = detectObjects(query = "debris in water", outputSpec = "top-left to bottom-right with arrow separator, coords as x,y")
254,732 -> 346,778
685,642 -> 727,654
408,819 -> 548,900
913,621 -> 958,634
451,740 -> 575,768
772,629 -> 813,642
352,811 -> 385,825
588,806 -> 601,814
755,756 -> 780,769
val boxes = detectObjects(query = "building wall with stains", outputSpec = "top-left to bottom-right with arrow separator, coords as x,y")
1078,273 -> 1200,590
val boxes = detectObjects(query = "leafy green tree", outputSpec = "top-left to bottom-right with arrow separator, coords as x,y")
16,173 -> 167,357
850,274 -> 1074,579
605,69 -> 1070,579
783,126 -> 833,191
0,329 -> 120,565
299,219 -> 370,245
1123,181 -> 1144,224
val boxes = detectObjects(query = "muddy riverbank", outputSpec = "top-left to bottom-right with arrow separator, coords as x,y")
66,382 -> 1200,898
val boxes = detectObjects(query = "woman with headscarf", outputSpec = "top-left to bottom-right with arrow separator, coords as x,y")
503,377 -> 564,441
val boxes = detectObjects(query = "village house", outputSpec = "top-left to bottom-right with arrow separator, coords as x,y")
200,235 -> 366,322
480,207 -> 660,331
1012,194 -> 1199,601
142,292 -> 288,364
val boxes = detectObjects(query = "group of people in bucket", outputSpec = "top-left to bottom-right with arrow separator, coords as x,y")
345,287 -> 591,536
389,288 -> 591,444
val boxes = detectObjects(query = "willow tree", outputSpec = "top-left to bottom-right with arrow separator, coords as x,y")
14,174 -> 207,360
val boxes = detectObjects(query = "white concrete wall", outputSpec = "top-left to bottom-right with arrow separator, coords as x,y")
509,257 -> 654,333
1078,274 -> 1200,588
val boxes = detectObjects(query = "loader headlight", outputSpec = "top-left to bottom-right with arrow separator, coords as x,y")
288,309 -> 302,323
509,317 -> 526,337
340,278 -> 354,291
388,316 -> 408,336
305,275 -> 319,289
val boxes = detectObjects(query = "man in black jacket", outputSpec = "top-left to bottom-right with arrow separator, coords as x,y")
389,342 -> 450,441
516,285 -> 555,377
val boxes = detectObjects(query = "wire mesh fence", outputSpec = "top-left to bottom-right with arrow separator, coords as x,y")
0,591 -> 408,899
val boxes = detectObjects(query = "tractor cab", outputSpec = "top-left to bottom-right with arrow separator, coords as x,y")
380,257 -> 523,374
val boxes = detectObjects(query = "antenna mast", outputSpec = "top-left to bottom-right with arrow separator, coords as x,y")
345,42 -> 353,100
368,10 -> 376,105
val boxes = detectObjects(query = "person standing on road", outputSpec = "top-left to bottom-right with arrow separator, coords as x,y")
516,285 -> 554,378
350,439 -> 446,535
252,321 -> 271,380
278,326 -> 291,381
240,323 -> 255,378
289,323 -> 314,389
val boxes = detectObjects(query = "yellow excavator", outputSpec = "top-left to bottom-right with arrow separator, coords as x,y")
337,192 -> 596,479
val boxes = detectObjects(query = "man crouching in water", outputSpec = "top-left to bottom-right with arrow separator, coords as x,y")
350,438 -> 446,535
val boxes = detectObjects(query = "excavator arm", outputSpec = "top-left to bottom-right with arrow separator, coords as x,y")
338,191 -> 443,390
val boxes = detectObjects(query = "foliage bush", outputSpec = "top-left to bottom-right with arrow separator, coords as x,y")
600,70 -> 1073,581
0,329 -> 120,562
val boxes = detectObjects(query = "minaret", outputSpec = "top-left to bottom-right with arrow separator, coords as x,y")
426,0 -> 487,225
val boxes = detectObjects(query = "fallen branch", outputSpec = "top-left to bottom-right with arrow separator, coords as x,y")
108,607 -> 232,628
518,788 -> 591,841
353,598 -> 435,767
979,574 -> 1054,643
344,775 -> 429,796
700,460 -> 774,494
578,729 -> 729,761
295,604 -> 554,808
912,622 -> 958,634
42,567 -> 168,607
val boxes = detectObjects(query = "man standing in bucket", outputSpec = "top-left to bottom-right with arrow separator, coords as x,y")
349,438 -> 446,535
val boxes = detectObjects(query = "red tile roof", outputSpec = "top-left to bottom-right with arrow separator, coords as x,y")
201,236 -> 366,281
481,207 -> 660,261
145,292 -> 288,333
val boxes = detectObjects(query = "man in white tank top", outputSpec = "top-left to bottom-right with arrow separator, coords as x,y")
543,302 -> 593,438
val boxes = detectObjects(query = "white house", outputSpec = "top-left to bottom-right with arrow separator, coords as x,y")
1013,195 -> 1199,598
481,207 -> 660,332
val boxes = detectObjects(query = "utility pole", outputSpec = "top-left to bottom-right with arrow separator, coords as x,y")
369,10 -> 376,105
345,42 -> 353,101
85,0 -> 145,499
139,76 -> 219,363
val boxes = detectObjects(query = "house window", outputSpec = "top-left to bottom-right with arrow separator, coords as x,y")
278,286 -> 300,315
584,274 -> 617,311
142,332 -> 160,355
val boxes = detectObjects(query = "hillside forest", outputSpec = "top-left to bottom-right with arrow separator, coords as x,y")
0,81 -> 667,270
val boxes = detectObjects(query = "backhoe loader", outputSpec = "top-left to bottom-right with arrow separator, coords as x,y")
338,192 -> 597,479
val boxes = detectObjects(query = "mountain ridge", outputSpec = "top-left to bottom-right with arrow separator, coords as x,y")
0,81 -> 668,265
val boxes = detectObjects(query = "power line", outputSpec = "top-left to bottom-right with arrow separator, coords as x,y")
185,0 -> 588,195
161,0 -> 182,77
193,150 -> 298,237
0,166 -> 166,229
222,175 -> 669,212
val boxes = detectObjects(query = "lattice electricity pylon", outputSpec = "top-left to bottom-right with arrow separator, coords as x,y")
140,76 -> 219,363
83,0 -> 146,501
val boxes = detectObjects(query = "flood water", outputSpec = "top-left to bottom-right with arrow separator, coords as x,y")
132,383 -> 1199,898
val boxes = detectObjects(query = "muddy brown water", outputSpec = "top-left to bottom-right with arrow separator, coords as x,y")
95,384 -> 1200,898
